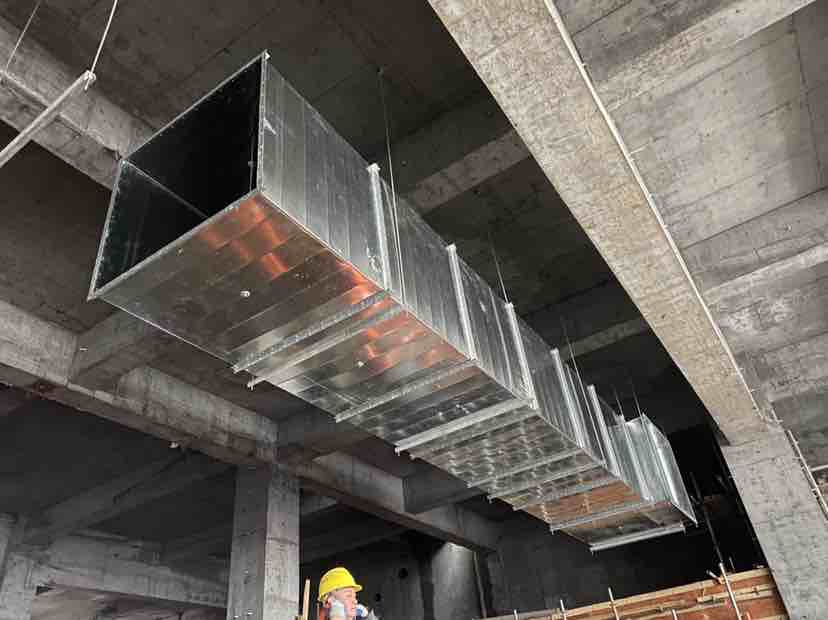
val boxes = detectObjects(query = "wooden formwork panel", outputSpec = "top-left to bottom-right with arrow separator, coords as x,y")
487,568 -> 786,620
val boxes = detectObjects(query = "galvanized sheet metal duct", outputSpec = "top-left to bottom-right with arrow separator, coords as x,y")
89,53 -> 696,548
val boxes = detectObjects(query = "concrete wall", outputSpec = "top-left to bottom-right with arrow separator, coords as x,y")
487,516 -> 717,614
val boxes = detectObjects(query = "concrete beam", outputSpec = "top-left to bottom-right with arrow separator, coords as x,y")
227,466 -> 299,620
0,14 -> 151,187
578,0 -> 818,108
24,453 -> 230,546
296,453 -> 501,551
301,517 -> 407,564
276,408 -> 370,464
162,495 -> 339,564
390,0 -> 811,218
565,317 -> 650,359
406,128 -> 528,214
427,0 -> 768,443
404,467 -> 482,514
70,312 -> 174,390
29,533 -> 227,608
0,298 -> 279,465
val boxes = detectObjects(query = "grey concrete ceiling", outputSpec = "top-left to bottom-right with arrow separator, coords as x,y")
5,2 -> 826,581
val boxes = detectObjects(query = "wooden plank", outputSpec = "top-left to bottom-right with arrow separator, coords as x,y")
486,568 -> 786,620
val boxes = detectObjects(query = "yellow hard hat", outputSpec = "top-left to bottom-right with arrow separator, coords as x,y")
318,567 -> 362,602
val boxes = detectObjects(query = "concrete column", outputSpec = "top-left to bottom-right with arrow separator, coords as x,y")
0,515 -> 13,576
227,465 -> 300,620
723,432 -> 828,618
0,554 -> 36,620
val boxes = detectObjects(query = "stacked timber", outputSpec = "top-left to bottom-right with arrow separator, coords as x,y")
487,568 -> 786,620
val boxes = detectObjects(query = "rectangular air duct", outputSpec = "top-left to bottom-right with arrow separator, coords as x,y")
89,52 -> 695,548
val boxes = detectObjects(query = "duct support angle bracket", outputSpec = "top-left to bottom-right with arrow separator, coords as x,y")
394,397 -> 527,454
512,474 -> 617,511
506,303 -> 537,409
549,499 -> 655,532
237,290 -> 388,374
247,303 -> 404,389
466,447 -> 582,488
488,461 -> 600,501
447,244 -> 478,362
334,361 -> 475,424
589,522 -> 686,552
0,70 -> 96,170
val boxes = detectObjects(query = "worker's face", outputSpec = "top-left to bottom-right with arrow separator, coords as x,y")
329,587 -> 358,620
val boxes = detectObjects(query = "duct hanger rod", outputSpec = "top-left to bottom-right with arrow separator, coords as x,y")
0,0 -> 118,170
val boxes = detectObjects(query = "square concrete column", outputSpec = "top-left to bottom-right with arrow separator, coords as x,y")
0,515 -> 13,575
227,465 -> 300,620
723,431 -> 828,618
0,514 -> 36,620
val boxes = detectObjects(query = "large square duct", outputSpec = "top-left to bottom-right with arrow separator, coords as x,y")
90,52 -> 695,548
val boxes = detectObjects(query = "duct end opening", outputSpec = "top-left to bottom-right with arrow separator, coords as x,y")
91,58 -> 264,295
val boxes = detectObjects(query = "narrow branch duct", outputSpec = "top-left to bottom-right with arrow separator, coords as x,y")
89,52 -> 696,547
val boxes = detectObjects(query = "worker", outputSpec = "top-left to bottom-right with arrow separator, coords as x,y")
317,566 -> 372,620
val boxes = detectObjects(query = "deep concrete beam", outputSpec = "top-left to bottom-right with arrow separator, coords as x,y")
24,454 -> 230,546
301,518 -> 407,564
427,0 -> 769,443
162,495 -> 339,564
404,467 -> 482,514
0,298 -> 279,465
29,533 -> 227,608
584,0 -> 818,109
70,312 -> 174,390
297,453 -> 501,551
391,0 -> 813,217
0,14 -> 152,188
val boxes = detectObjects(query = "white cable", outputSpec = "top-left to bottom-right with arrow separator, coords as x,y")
2,0 -> 42,82
86,0 -> 118,89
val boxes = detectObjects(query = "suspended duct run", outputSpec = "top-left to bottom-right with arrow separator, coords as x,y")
89,53 -> 696,547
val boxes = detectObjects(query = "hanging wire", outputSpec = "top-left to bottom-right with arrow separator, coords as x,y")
561,314 -> 606,463
86,0 -> 119,89
2,0 -> 42,83
488,229 -> 510,303
629,377 -> 644,417
377,67 -> 398,215
377,66 -> 405,302
612,386 -> 626,420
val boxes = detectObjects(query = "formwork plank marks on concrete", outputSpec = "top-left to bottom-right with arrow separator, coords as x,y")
757,329 -> 828,403
683,188 -> 828,291
588,0 -> 817,108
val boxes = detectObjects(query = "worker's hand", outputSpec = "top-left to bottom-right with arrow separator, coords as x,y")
329,599 -> 347,620
355,604 -> 368,619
